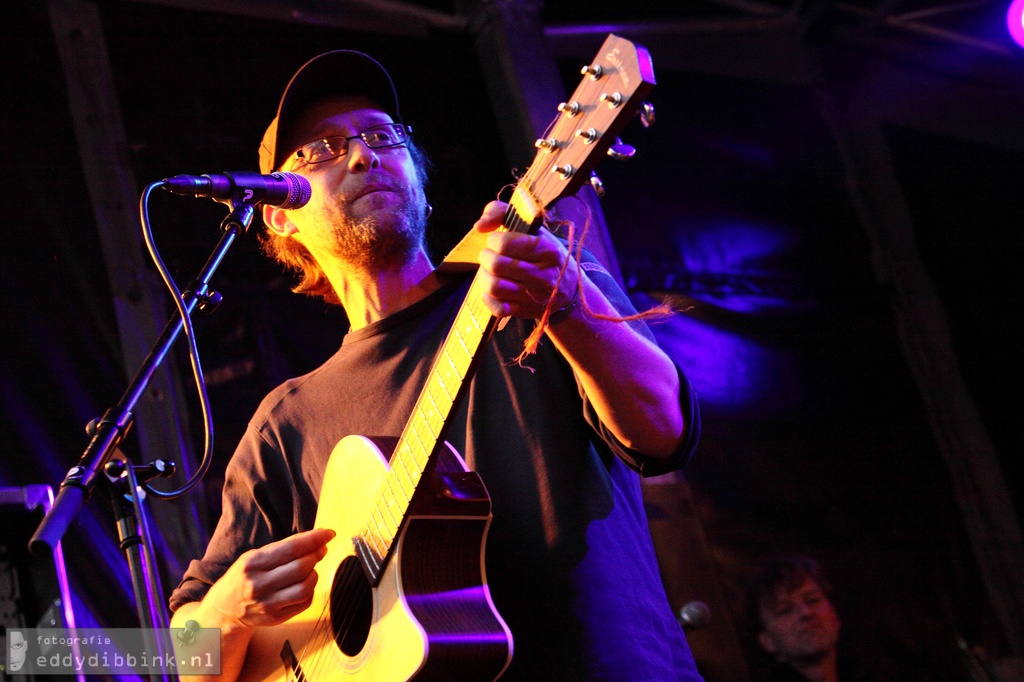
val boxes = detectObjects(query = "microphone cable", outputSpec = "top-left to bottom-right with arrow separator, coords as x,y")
135,181 -> 215,499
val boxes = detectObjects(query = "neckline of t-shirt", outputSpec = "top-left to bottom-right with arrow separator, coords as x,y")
342,273 -> 471,345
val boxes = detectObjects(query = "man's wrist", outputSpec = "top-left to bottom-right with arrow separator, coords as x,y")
548,293 -> 578,325
548,268 -> 591,326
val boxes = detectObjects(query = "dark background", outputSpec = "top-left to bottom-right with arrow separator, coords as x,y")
2,1 -> 1023,680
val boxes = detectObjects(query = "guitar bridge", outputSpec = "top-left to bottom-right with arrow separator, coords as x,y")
279,640 -> 307,682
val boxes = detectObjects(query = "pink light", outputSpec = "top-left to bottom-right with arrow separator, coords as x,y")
1008,0 -> 1024,49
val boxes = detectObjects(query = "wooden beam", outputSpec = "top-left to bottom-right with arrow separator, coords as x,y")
48,0 -> 208,584
117,0 -> 467,36
815,81 -> 1024,654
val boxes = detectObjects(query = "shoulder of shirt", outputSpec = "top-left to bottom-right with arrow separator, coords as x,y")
248,357 -> 336,432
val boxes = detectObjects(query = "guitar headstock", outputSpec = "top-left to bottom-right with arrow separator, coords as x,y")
508,34 -> 656,228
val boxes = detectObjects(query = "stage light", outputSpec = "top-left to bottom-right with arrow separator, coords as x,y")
1007,0 -> 1024,49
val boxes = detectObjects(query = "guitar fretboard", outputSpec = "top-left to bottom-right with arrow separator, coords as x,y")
356,198 -> 537,582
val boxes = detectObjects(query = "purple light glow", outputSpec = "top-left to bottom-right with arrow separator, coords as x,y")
0,373 -> 153,633
421,633 -> 514,645
637,295 -> 804,415
673,219 -> 808,315
623,216 -> 819,412
406,585 -> 494,608
404,586 -> 511,645
1009,0 -> 1024,48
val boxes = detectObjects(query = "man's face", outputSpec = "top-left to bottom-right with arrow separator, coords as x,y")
757,578 -> 841,665
279,94 -> 427,271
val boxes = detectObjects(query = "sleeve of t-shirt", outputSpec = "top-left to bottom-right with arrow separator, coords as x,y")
571,246 -> 701,478
168,423 -> 297,612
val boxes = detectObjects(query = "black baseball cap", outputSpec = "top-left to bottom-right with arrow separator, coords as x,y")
259,50 -> 403,174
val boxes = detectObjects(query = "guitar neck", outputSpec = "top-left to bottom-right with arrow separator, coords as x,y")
354,195 -> 542,582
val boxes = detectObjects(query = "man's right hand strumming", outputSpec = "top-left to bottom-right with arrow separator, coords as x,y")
171,528 -> 335,682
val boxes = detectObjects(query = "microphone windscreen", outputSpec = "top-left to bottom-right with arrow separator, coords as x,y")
678,600 -> 711,631
278,172 -> 312,209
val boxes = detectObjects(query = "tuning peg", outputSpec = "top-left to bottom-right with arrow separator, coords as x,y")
599,92 -> 623,109
640,102 -> 656,128
589,172 -> 605,198
606,138 -> 636,161
558,101 -> 581,117
581,64 -> 604,80
551,163 -> 575,179
535,137 -> 559,153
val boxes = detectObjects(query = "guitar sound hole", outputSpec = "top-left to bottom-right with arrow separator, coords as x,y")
330,555 -> 373,656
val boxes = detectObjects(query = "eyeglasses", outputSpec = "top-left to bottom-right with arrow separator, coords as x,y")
290,123 -> 410,167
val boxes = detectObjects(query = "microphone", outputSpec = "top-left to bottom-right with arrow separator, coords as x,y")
162,171 -> 312,209
678,600 -> 711,631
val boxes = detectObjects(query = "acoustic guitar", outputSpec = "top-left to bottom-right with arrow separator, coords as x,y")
240,33 -> 656,682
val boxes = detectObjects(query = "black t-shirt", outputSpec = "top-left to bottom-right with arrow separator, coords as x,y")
171,264 -> 701,681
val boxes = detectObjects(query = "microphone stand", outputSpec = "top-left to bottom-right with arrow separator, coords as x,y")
29,200 -> 257,681
958,635 -> 1002,682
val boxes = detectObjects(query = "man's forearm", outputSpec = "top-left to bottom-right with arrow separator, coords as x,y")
546,275 -> 685,458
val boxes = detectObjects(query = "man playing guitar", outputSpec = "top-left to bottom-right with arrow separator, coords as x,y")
169,44 -> 702,682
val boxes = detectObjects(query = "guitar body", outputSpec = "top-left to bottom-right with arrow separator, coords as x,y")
240,435 -> 513,682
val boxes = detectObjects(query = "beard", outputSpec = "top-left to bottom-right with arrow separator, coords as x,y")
320,178 -> 428,272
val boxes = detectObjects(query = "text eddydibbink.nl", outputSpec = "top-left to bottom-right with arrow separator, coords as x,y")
3,626 -> 220,676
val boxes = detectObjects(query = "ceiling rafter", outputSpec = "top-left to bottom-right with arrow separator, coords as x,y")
116,0 -> 1021,55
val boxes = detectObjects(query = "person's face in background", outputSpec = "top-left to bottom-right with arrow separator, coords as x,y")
757,577 -> 841,665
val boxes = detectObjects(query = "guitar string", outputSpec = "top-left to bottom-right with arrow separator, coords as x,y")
324,558 -> 370,676
379,372 -> 450,532
296,570 -> 335,679
364,393 -> 435,561
301,446 -> 428,674
304,557 -> 357,679
302,538 -> 372,676
304,591 -> 334,679
319,553 -> 381,679
352,390 -> 433,572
